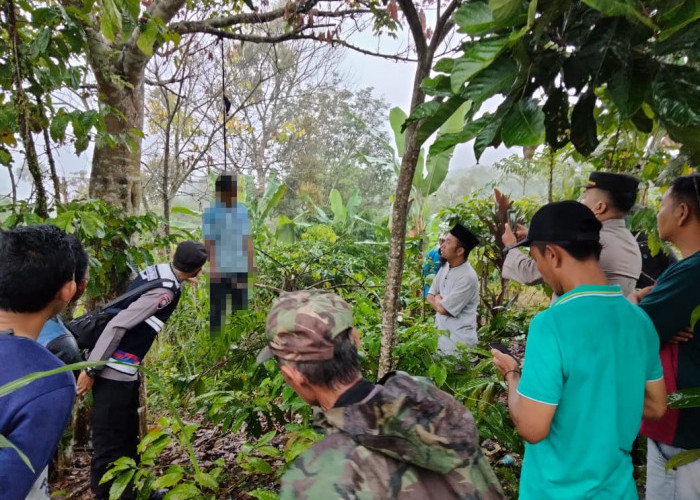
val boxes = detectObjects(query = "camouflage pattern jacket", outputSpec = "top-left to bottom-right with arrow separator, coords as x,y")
280,372 -> 505,500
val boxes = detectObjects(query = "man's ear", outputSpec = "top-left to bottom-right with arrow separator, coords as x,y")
279,364 -> 308,388
351,328 -> 361,349
547,244 -> 564,269
56,280 -> 77,304
677,202 -> 692,226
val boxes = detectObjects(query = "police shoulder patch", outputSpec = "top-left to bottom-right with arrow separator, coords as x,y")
156,294 -> 172,310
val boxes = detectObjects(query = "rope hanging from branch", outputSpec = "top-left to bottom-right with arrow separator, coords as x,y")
219,36 -> 231,172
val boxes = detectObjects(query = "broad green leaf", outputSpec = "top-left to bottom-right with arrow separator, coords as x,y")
152,470 -> 184,489
691,305 -> 700,330
607,67 -> 649,119
389,107 -> 407,155
474,112 -> 504,160
652,65 -> 700,128
257,430 -> 277,446
414,97 -> 469,148
276,216 -> 295,245
489,0 -> 521,24
123,0 -> 141,21
0,361 -> 105,398
100,0 -> 122,41
248,489 -> 280,500
0,434 -> 34,472
464,57 -> 518,108
50,110 -> 72,142
29,28 -> 52,60
428,114 -> 492,156
257,445 -> 282,457
582,0 -> 658,30
668,387 -> 700,409
665,449 -> 700,471
329,189 -> 346,224
194,471 -> 218,490
570,91 -> 599,156
346,190 -> 362,218
404,101 -> 443,131
170,206 -> 201,217
244,457 -> 273,474
108,469 -> 135,500
137,19 -> 158,57
450,38 -> 509,93
258,184 -> 286,226
657,0 -> 700,40
422,152 -> 450,196
501,99 -> 545,147
163,483 -> 201,500
455,2 -> 495,35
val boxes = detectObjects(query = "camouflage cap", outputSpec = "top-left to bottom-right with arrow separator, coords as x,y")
256,290 -> 354,363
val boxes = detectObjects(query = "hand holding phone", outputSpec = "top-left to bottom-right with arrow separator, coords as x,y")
489,342 -> 511,355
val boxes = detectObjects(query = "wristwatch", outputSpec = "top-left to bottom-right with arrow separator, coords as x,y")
85,367 -> 97,378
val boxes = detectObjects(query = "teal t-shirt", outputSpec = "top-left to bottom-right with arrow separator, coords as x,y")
517,285 -> 663,500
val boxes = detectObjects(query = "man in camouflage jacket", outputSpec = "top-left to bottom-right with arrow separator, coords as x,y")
257,290 -> 504,500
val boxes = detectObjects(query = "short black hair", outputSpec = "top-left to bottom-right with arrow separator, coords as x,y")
606,190 -> 637,214
279,328 -> 360,389
0,224 -> 75,313
532,240 -> 602,262
68,235 -> 89,283
215,174 -> 236,194
669,174 -> 700,221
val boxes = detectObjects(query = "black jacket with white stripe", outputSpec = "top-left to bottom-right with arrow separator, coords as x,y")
87,263 -> 182,382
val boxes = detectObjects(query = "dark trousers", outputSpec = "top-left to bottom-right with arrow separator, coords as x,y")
210,273 -> 248,335
91,377 -> 140,500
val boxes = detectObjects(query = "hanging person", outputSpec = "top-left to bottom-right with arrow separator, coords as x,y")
75,241 -> 207,500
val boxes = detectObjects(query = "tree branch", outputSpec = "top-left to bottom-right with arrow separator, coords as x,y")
396,0 -> 427,57
170,0 -> 321,35
429,0 -> 460,53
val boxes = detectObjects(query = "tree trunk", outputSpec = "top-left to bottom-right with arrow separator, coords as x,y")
377,55 -> 432,378
5,0 -> 48,218
163,118 -> 171,235
89,83 -> 144,214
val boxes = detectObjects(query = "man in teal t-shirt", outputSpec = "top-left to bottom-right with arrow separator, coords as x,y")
492,201 -> 667,500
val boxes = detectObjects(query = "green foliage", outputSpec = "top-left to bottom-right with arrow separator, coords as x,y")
421,0 -> 700,163
0,199 -> 194,298
0,1 -> 100,166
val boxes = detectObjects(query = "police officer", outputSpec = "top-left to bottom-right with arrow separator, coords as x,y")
76,241 -> 207,500
502,171 -> 642,297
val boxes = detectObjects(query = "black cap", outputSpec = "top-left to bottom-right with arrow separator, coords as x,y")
584,172 -> 639,212
505,201 -> 601,252
450,223 -> 479,255
173,240 -> 207,273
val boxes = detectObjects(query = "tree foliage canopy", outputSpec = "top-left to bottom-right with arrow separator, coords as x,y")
417,0 -> 700,165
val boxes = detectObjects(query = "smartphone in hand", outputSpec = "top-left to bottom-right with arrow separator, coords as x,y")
489,342 -> 512,355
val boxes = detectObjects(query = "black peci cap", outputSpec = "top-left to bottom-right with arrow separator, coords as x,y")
450,223 -> 479,255
173,240 -> 208,273
584,172 -> 639,212
505,201 -> 601,253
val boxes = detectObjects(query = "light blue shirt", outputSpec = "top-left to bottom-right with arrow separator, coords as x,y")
202,201 -> 250,274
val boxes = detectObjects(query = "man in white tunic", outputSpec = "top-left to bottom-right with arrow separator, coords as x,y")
427,224 -> 480,354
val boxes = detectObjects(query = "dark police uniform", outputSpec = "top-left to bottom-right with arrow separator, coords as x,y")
87,263 -> 182,499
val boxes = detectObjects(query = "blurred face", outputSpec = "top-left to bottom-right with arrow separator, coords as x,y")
73,268 -> 90,301
656,187 -> 677,242
440,234 -> 464,262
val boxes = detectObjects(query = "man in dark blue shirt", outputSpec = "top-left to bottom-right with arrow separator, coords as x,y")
37,234 -> 89,369
0,225 -> 78,499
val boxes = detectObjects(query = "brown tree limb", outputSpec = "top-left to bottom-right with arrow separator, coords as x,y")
396,0 -> 427,58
